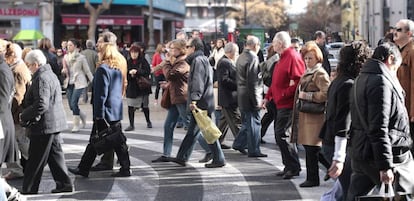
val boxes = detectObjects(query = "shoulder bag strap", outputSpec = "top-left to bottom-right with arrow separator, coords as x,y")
353,76 -> 369,131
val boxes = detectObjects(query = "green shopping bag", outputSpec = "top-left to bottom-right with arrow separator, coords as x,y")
192,107 -> 222,144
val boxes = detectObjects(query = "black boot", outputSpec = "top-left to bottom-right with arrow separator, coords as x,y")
143,108 -> 152,128
125,106 -> 135,131
301,145 -> 320,187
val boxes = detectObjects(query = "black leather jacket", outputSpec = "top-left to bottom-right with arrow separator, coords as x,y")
236,49 -> 263,111
350,59 -> 412,170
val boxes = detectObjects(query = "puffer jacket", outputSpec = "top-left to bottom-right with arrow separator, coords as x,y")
350,59 -> 412,171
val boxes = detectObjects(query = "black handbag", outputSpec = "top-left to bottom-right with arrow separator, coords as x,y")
296,99 -> 326,114
91,120 -> 126,155
137,76 -> 152,90
296,73 -> 326,114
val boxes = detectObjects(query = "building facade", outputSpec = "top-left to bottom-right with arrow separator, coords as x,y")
358,0 -> 408,47
57,0 -> 185,48
0,0 -> 51,44
184,0 -> 241,41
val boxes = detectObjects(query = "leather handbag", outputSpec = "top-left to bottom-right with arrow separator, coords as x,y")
160,88 -> 171,109
137,76 -> 152,90
296,99 -> 326,114
296,73 -> 325,114
91,120 -> 126,155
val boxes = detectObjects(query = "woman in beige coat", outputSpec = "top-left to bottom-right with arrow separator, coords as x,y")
292,41 -> 331,187
4,42 -> 31,179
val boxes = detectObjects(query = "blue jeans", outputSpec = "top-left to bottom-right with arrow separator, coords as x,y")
163,104 -> 209,157
66,84 -> 85,115
232,109 -> 262,155
176,113 -> 224,164
274,108 -> 301,172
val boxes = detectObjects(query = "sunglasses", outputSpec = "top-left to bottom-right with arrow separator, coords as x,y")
396,28 -> 404,32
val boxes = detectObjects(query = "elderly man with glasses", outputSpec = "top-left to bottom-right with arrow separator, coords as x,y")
394,19 -> 414,155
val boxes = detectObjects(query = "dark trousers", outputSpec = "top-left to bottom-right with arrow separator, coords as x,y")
176,113 -> 225,164
303,145 -> 330,182
154,74 -> 165,100
219,106 -> 241,143
274,108 -> 301,172
261,99 -> 277,139
78,122 -> 130,173
23,133 -> 72,193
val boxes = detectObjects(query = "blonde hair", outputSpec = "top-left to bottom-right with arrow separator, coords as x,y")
5,43 -> 22,65
169,39 -> 187,56
97,43 -> 128,94
22,47 -> 32,60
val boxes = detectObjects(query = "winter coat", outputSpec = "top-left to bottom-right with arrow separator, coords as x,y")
236,49 -> 263,111
126,57 -> 152,98
0,58 -> 17,163
217,55 -> 238,108
186,50 -> 214,114
21,64 -> 68,135
10,60 -> 31,124
293,64 -> 330,146
321,74 -> 354,146
350,59 -> 412,170
396,40 -> 414,119
64,52 -> 93,89
163,55 -> 189,105
93,64 -> 124,122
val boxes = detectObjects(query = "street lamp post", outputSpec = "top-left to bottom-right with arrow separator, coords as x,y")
223,0 -> 227,37
208,0 -> 219,39
147,0 -> 155,56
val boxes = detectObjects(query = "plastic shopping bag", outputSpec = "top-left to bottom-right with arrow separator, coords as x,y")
192,107 -> 222,144
356,182 -> 395,201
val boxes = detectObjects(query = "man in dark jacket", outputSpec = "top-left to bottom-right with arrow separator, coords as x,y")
233,36 -> 267,157
171,37 -> 226,168
216,42 -> 241,147
21,50 -> 72,194
315,31 -> 331,75
347,42 -> 414,200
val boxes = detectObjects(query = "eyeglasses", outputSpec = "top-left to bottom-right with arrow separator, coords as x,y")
396,28 -> 404,32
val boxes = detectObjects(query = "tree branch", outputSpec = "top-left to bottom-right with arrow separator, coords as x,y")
84,0 -> 96,14
97,0 -> 113,15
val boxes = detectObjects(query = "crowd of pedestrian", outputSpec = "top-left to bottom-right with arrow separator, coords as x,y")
1,18 -> 414,201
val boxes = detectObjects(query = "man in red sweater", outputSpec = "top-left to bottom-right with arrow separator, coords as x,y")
263,31 -> 304,179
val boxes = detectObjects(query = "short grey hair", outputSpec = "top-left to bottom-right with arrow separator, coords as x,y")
25,49 -> 47,66
86,39 -> 95,49
176,31 -> 188,40
224,42 -> 238,54
400,19 -> 414,36
273,31 -> 291,48
245,35 -> 260,48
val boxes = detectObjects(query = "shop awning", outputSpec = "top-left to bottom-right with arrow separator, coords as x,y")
12,30 -> 44,41
61,14 -> 144,26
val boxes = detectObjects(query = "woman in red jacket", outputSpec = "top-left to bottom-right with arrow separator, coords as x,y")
152,43 -> 166,104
